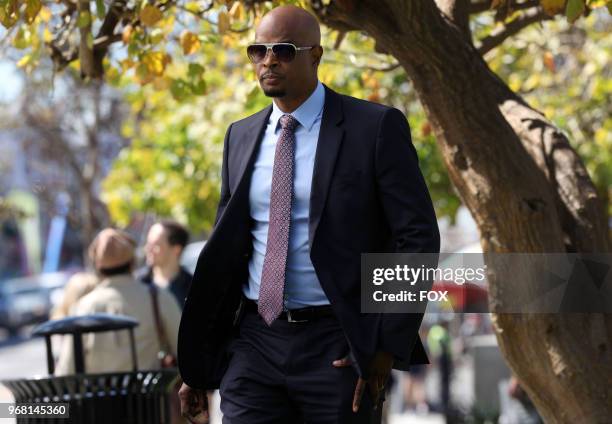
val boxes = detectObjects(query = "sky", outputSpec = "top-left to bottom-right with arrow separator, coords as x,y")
0,61 -> 23,102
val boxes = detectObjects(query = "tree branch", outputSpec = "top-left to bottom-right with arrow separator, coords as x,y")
77,0 -> 97,78
469,0 -> 492,14
469,0 -> 539,15
324,58 -> 401,72
478,8 -> 552,55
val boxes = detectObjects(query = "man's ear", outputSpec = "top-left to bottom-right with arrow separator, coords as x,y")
312,45 -> 323,67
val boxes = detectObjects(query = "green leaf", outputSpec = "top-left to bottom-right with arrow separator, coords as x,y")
191,79 -> 207,95
77,11 -> 91,28
86,32 -> 94,49
566,0 -> 585,23
188,63 -> 205,78
12,27 -> 28,49
25,0 -> 41,24
1,0 -> 19,28
127,41 -> 139,57
170,79 -> 189,101
95,0 -> 106,19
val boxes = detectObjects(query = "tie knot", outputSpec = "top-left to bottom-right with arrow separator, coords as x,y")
279,114 -> 298,132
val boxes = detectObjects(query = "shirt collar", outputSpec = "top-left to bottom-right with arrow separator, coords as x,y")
270,80 -> 325,133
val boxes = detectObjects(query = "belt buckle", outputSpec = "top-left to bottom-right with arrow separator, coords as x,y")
286,309 -> 308,323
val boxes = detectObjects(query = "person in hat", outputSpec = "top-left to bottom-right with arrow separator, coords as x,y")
55,228 -> 182,375
51,272 -> 99,320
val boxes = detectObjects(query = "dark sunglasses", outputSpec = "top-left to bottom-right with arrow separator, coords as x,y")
246,43 -> 317,64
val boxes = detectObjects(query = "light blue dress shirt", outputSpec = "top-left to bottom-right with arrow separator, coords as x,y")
243,80 -> 330,309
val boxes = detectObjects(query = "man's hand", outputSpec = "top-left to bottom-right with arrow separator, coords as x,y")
178,382 -> 209,424
332,351 -> 394,412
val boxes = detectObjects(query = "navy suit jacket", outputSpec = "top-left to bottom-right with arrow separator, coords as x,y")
178,83 -> 440,390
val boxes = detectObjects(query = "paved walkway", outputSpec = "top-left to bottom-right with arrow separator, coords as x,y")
390,412 -> 445,423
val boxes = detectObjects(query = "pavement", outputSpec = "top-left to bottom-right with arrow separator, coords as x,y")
390,413 -> 445,424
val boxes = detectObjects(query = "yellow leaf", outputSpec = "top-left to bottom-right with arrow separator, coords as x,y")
39,6 -> 51,22
142,51 -> 167,76
105,65 -> 120,83
490,0 -> 505,9
150,28 -> 164,44
541,0 -> 566,15
140,5 -> 163,27
17,55 -> 29,68
566,0 -> 585,22
543,51 -> 556,72
121,58 -> 135,71
184,2 -> 201,13
153,76 -> 170,90
136,63 -> 154,85
229,2 -> 243,20
158,14 -> 175,32
122,24 -> 133,44
43,28 -> 52,42
218,11 -> 230,34
180,30 -> 201,55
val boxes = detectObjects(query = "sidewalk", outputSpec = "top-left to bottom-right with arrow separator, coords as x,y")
390,412 -> 445,424
0,385 -> 15,423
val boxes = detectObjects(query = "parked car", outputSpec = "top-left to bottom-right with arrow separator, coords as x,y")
0,272 -> 73,336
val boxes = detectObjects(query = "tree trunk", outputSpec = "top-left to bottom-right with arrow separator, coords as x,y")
311,0 -> 611,421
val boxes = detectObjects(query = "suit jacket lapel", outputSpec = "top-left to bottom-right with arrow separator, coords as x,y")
308,84 -> 345,251
230,105 -> 272,195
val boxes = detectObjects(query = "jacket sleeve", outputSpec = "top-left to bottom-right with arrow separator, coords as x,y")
213,123 -> 233,228
374,107 -> 441,363
54,295 -> 97,376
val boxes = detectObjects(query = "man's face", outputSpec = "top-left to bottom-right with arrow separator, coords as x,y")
251,25 -> 317,98
145,224 -> 178,267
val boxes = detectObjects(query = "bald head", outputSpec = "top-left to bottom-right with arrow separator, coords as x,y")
250,5 -> 323,110
256,5 -> 321,46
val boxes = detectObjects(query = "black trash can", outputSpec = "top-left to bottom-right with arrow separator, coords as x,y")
1,314 -> 179,424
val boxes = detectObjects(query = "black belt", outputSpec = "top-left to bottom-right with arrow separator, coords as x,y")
243,298 -> 335,323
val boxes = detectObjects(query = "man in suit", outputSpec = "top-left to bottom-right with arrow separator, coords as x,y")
178,5 -> 440,424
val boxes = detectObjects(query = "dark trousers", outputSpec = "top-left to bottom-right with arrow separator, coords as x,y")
220,309 -> 384,424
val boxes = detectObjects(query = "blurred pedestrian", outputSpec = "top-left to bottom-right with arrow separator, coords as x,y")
427,320 -> 453,422
50,272 -> 98,320
402,364 -> 429,414
55,228 -> 182,375
137,220 -> 192,309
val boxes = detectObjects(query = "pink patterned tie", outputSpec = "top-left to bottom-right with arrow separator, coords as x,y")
258,114 -> 299,325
